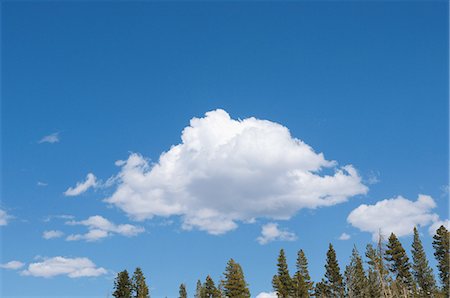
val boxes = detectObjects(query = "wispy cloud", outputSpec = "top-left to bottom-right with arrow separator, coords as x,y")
65,215 -> 144,242
338,232 -> 351,240
21,257 -> 107,278
0,209 -> 11,226
42,230 -> 64,240
256,223 -> 297,245
37,181 -> 48,187
38,132 -> 60,144
1,261 -> 25,270
64,173 -> 97,196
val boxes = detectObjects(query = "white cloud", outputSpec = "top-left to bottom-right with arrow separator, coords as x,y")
42,230 -> 64,240
38,132 -> 60,144
105,109 -> 368,235
347,194 -> 439,241
64,173 -> 97,196
338,232 -> 351,240
0,209 -> 11,226
1,261 -> 25,270
21,257 -> 107,278
256,292 -> 277,298
257,222 -> 297,245
37,181 -> 48,186
65,215 -> 144,242
429,219 -> 449,235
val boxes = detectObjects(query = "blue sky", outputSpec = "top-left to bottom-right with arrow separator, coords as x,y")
1,1 -> 448,297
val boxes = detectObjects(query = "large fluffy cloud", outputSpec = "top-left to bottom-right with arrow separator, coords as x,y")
21,257 -> 107,278
105,109 -> 368,234
347,194 -> 439,241
256,223 -> 297,245
65,215 -> 144,242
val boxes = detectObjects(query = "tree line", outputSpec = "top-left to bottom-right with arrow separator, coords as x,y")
112,225 -> 449,297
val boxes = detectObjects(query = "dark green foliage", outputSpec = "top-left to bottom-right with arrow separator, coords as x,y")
345,246 -> 367,297
195,280 -> 204,298
113,270 -> 133,298
222,258 -> 250,298
292,249 -> 313,297
203,275 -> 220,298
385,233 -> 414,295
314,280 -> 330,298
272,249 -> 293,297
323,243 -> 345,297
433,225 -> 449,297
411,227 -> 436,296
132,267 -> 150,298
179,283 -> 187,298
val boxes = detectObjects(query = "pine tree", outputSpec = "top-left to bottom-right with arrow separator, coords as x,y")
432,225 -> 449,297
131,268 -> 149,298
203,275 -> 220,298
195,280 -> 204,298
411,227 -> 436,296
314,280 -> 330,298
385,233 -> 414,297
179,283 -> 187,298
222,258 -> 250,298
345,246 -> 367,297
292,249 -> 313,297
365,244 -> 382,298
113,270 -> 133,298
323,243 -> 345,297
272,249 -> 293,297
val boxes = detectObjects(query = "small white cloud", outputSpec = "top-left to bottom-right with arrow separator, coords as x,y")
42,230 -> 64,240
338,232 -> 351,240
37,181 -> 48,187
64,173 -> 97,196
366,171 -> 380,185
256,292 -> 278,298
0,209 -> 11,226
65,215 -> 144,242
105,109 -> 368,235
347,194 -> 439,241
441,185 -> 449,197
38,132 -> 60,144
21,256 -> 107,278
256,222 -> 297,245
429,219 -> 449,236
1,261 -> 25,270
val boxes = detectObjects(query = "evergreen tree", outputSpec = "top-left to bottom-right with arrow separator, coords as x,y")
385,233 -> 414,297
411,227 -> 436,296
345,246 -> 367,298
113,270 -> 133,298
432,225 -> 449,297
203,275 -> 220,298
179,283 -> 187,298
323,243 -> 345,297
272,249 -> 293,297
222,258 -> 250,298
132,268 -> 149,298
314,280 -> 330,298
195,280 -> 204,298
292,249 -> 313,297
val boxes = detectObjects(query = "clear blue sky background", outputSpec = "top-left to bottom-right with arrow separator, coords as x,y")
1,1 -> 448,297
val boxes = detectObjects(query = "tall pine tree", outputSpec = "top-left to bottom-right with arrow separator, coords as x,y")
292,249 -> 313,297
345,246 -> 367,298
203,275 -> 220,298
385,233 -> 414,297
222,258 -> 250,297
432,225 -> 449,297
411,227 -> 436,296
272,249 -> 293,297
323,243 -> 345,297
132,267 -> 149,298
179,283 -> 187,298
195,280 -> 204,298
113,270 -> 133,298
